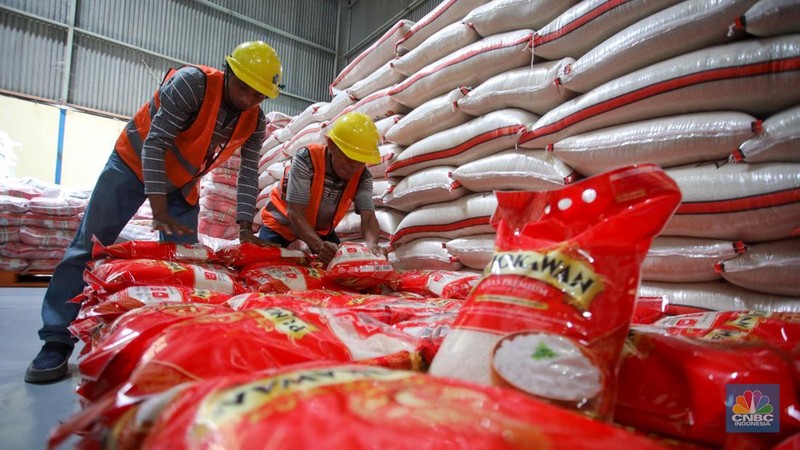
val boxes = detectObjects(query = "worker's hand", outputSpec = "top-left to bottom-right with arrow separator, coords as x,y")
317,241 -> 339,266
238,228 -> 278,247
152,214 -> 194,237
368,242 -> 387,259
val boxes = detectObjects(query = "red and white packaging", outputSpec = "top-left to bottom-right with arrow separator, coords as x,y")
91,238 -> 217,262
429,164 -> 682,419
393,269 -> 480,300
324,242 -> 396,291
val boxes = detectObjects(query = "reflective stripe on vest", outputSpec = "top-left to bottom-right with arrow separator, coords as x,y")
261,144 -> 364,241
114,65 -> 259,205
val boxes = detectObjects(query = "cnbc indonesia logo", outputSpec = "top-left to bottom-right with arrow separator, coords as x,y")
727,385 -> 780,433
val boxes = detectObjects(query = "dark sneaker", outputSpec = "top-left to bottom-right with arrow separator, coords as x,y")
24,342 -> 74,384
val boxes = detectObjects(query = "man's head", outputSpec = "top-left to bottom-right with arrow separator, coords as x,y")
224,41 -> 282,110
326,112 -> 381,179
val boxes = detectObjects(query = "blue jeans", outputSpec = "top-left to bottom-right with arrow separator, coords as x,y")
38,151 -> 199,344
258,225 -> 340,247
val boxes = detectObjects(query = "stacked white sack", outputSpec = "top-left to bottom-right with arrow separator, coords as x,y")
0,177 -> 87,272
198,152 -> 241,241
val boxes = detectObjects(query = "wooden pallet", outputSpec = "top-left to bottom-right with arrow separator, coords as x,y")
0,271 -> 52,287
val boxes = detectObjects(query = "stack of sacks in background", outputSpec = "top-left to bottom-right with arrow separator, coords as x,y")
378,0 -> 579,270
198,150 -> 243,249
0,177 -> 88,272
117,200 -> 158,243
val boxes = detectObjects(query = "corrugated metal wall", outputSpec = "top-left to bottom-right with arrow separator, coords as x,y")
0,0 -> 437,119
0,0 -> 339,118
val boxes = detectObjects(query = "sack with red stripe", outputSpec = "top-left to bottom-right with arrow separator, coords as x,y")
429,164 -> 682,420
391,22 -> 481,78
84,258 -> 246,295
639,280 -> 800,313
91,237 -> 217,263
386,109 -> 535,178
616,314 -> 800,448
560,0 -> 755,94
384,88 -> 472,147
533,0 -> 683,60
75,303 -> 230,402
734,104 -> 800,163
324,242 -> 396,291
717,237 -> 800,296
520,35 -> 800,149
641,236 -> 744,283
382,166 -> 467,212
389,238 -> 463,271
391,193 -> 497,246
662,162 -> 800,243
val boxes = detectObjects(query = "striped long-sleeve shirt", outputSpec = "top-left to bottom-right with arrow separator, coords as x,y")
141,66 -> 266,223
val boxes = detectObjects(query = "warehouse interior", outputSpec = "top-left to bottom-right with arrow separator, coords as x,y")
1,0 -> 799,449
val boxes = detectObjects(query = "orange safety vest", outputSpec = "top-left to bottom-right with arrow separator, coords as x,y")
262,144 -> 364,241
114,65 -> 259,205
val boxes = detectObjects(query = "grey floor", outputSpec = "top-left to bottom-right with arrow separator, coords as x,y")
0,287 -> 83,450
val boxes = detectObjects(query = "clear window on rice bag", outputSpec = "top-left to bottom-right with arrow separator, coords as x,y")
428,164 -> 682,420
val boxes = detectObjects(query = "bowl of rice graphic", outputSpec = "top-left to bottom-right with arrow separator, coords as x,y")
491,332 -> 602,402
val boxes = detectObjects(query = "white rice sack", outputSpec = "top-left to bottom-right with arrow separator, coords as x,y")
0,257 -> 27,272
451,149 -> 576,193
382,166 -> 468,212
463,0 -> 579,38
718,238 -> 800,297
267,161 -> 288,182
256,182 -> 276,211
391,192 -> 497,246
312,92 -> 356,123
395,0 -> 491,55
533,0 -> 684,60
455,59 -> 576,116
374,114 -> 403,142
337,208 -> 406,242
345,62 -> 406,101
257,169 -> 276,192
266,111 -> 292,130
386,109 -> 535,178
388,30 -> 535,109
259,136 -> 283,164
662,162 -> 800,243
640,280 -> 800,312
281,122 -> 327,159
389,238 -> 463,271
553,112 -> 760,176
445,234 -> 495,270
391,22 -> 481,77
330,19 -> 414,94
368,143 -> 403,178
520,35 -> 800,148
642,236 -> 743,283
0,195 -> 29,214
734,104 -> 800,163
372,178 -> 398,208
743,0 -> 800,37
560,0 -> 755,94
287,102 -> 325,134
384,88 -> 472,146
336,87 -> 411,122
29,196 -> 87,217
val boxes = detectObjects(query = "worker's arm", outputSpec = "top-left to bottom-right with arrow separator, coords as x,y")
235,113 -> 275,246
287,202 -> 337,264
359,209 -> 385,258
143,67 -> 205,237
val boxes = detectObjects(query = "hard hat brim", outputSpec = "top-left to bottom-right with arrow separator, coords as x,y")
329,134 -> 382,165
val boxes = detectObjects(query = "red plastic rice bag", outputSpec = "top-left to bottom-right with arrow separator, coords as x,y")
393,269 -> 480,299
215,242 -> 307,268
72,285 -> 233,329
394,312 -> 458,365
91,237 -> 217,262
76,303 -> 230,402
84,258 -> 247,295
324,242 -> 397,290
116,308 -> 424,401
429,164 -> 682,419
239,263 -> 331,293
131,365 -> 676,450
616,319 -> 800,448
631,296 -> 711,325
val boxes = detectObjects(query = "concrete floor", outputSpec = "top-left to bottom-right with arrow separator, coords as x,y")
0,287 -> 83,450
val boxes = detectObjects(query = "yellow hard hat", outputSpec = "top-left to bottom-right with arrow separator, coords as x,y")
328,112 -> 381,164
225,41 -> 282,98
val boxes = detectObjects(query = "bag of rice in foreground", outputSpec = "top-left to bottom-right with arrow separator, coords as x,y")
429,164 -> 682,420
61,364 -> 683,450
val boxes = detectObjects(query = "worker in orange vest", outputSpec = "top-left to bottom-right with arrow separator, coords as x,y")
25,41 -> 281,384
260,112 -> 385,266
